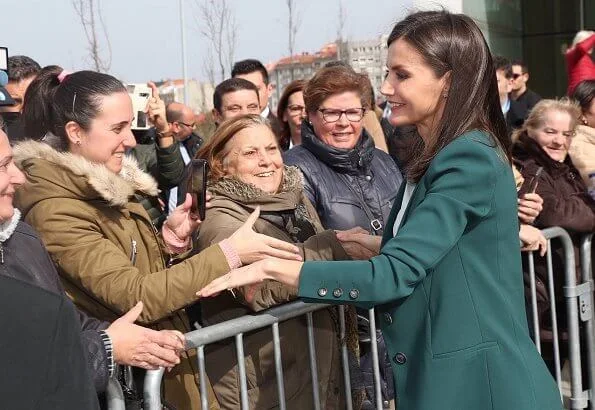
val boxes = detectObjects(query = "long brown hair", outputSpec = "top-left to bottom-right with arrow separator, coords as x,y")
389,10 -> 510,181
276,80 -> 306,150
195,114 -> 273,181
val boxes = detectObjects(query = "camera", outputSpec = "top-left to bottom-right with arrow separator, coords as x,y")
0,47 -> 16,107
126,83 -> 152,130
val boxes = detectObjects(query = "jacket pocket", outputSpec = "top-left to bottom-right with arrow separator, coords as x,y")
432,340 -> 499,360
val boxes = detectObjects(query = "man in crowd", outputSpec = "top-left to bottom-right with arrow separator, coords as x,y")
212,77 -> 260,124
494,55 -> 524,134
510,60 -> 542,122
165,102 -> 203,213
0,55 -> 41,142
231,58 -> 282,138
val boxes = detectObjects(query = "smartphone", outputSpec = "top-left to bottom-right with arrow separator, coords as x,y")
126,83 -> 152,130
525,167 -> 544,194
186,159 -> 208,220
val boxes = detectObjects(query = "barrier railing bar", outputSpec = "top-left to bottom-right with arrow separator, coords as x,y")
235,333 -> 249,410
368,308 -> 383,410
198,345 -> 208,410
580,234 -> 595,410
542,227 -> 583,408
545,239 -> 563,394
106,377 -> 126,410
306,312 -> 321,410
339,305 -> 353,410
185,302 -> 328,348
528,251 -> 541,352
144,367 -> 165,410
272,322 -> 287,410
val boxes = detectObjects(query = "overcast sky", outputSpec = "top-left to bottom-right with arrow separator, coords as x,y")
1,0 -> 415,83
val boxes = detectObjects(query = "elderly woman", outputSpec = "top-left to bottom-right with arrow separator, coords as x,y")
284,65 -> 402,235
14,67 -> 301,409
569,80 -> 595,185
195,114 -> 357,409
276,79 -> 307,150
284,66 -> 402,235
513,99 -> 595,354
284,64 -> 400,407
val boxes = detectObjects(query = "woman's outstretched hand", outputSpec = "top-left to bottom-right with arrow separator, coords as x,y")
228,207 -> 303,264
197,258 -> 303,302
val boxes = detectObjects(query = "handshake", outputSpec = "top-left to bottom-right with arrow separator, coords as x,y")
335,227 -> 382,260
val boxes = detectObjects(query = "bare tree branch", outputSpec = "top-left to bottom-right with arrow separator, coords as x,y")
194,0 -> 237,83
72,0 -> 111,72
337,0 -> 347,42
286,0 -> 302,81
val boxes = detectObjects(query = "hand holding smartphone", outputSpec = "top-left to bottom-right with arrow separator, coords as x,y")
186,159 -> 208,220
525,166 -> 544,194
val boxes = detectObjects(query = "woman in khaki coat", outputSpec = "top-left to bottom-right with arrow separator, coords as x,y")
14,67 -> 301,409
195,114 -> 361,410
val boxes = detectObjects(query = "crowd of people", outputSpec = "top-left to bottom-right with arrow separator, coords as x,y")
0,9 -> 594,410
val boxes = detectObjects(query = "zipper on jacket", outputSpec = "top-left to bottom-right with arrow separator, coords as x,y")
0,242 -> 4,264
130,239 -> 138,266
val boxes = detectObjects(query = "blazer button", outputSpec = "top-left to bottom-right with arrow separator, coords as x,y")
393,352 -> 407,365
383,312 -> 393,324
333,288 -> 343,298
349,289 -> 359,299
318,288 -> 327,297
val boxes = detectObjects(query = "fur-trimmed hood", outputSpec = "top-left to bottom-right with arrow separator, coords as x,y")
13,140 -> 158,212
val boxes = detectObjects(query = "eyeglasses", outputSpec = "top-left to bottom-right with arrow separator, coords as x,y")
287,104 -> 306,116
512,73 -> 523,80
177,121 -> 196,128
317,108 -> 365,123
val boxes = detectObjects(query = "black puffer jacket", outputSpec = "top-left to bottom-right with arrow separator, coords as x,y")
284,122 -> 402,235
0,221 -> 110,392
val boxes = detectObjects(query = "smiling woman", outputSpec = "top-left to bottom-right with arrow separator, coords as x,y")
512,99 -> 595,356
194,114 -> 357,409
13,67 -> 303,409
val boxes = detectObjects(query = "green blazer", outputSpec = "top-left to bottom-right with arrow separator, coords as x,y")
298,131 -> 561,409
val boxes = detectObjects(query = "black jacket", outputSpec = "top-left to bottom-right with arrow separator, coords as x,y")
129,135 -> 186,229
284,122 -> 402,235
0,274 -> 99,409
0,221 -> 110,393
168,133 -> 205,211
513,89 -> 541,124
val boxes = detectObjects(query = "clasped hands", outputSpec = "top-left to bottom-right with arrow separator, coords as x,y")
335,227 -> 381,260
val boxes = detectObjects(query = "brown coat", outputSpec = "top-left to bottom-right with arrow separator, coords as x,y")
197,167 -> 351,410
513,133 -> 595,329
13,140 -> 229,410
569,124 -> 595,186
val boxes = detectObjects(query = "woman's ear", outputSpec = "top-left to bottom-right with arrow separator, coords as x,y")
441,71 -> 452,97
64,121 -> 83,146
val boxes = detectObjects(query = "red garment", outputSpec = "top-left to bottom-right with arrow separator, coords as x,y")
566,34 -> 595,96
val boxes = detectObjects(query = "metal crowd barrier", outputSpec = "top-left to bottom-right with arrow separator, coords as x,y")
525,228 -> 594,409
102,301 -> 385,410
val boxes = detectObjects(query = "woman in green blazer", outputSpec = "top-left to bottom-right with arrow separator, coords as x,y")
199,10 -> 561,410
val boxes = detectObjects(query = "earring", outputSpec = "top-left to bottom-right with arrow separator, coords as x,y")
75,140 -> 82,145
443,92 -> 448,99
583,117 -> 588,125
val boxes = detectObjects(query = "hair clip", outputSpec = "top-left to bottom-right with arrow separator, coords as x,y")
57,70 -> 72,84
